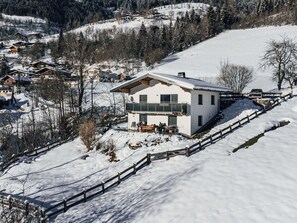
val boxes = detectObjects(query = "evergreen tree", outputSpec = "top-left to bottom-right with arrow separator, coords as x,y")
0,56 -> 10,77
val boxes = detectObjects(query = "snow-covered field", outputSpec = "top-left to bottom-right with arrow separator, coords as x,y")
155,3 -> 208,19
52,90 -> 297,223
1,13 -> 46,24
142,26 -> 297,92
0,98 -> 260,209
44,3 -> 209,42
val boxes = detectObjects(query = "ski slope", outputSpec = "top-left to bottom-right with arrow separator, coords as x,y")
144,25 -> 297,92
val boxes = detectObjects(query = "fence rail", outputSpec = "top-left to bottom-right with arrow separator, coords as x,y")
0,115 -> 128,173
0,133 -> 78,172
2,93 -> 293,221
44,155 -> 149,219
0,194 -> 44,221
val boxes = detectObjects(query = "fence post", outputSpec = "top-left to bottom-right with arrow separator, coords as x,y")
40,208 -> 46,223
247,115 -> 250,123
47,142 -> 50,151
117,172 -> 121,184
63,198 -> 67,212
101,182 -> 105,193
238,119 -> 242,127
83,190 -> 87,202
199,141 -> 202,150
133,163 -> 136,174
25,200 -> 29,216
255,111 -> 258,117
229,124 -> 232,132
147,153 -> 151,164
166,151 -> 170,160
8,196 -> 12,209
210,135 -> 213,144
185,146 -> 190,157
220,129 -> 223,138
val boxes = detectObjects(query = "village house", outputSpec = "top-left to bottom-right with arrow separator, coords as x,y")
0,85 -> 13,95
83,66 -> 100,80
35,67 -> 72,80
0,75 -> 32,87
9,41 -> 30,53
111,72 -> 231,137
30,61 -> 56,70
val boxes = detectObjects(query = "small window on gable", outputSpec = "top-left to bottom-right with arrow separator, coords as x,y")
211,95 -> 215,105
198,94 -> 203,105
139,95 -> 147,103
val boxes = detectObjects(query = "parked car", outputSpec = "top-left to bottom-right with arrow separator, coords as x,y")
249,89 -> 263,98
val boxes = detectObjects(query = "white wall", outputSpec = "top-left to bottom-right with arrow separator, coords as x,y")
128,80 -> 192,135
130,80 -> 191,104
190,90 -> 220,134
128,79 -> 220,136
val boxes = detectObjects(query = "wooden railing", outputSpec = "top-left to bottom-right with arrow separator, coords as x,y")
0,133 -> 78,172
44,155 -> 149,219
0,115 -> 128,172
0,194 -> 45,222
2,93 -> 293,221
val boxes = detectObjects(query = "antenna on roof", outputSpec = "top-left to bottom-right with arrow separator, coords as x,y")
178,72 -> 186,78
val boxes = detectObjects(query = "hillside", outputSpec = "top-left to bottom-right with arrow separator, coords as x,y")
144,25 -> 297,92
53,90 -> 297,223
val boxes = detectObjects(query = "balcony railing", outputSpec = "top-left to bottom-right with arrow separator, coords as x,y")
126,103 -> 188,114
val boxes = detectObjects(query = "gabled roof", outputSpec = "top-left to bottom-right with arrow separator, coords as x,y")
110,73 -> 232,93
1,75 -> 32,82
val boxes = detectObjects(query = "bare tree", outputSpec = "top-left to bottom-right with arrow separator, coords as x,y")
260,36 -> 297,90
62,32 -> 93,114
285,61 -> 297,90
217,61 -> 254,93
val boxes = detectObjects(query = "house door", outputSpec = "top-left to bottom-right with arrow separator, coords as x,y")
168,116 -> 177,126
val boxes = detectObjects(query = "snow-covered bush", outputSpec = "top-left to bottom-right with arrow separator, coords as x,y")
79,118 -> 96,151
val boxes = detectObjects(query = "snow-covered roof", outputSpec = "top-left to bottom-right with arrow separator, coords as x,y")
3,75 -> 32,82
111,73 -> 232,92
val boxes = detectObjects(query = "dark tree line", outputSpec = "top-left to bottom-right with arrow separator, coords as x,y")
0,0 -> 113,29
49,6 -> 238,67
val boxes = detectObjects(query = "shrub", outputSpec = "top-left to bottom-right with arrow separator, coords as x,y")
79,118 -> 96,151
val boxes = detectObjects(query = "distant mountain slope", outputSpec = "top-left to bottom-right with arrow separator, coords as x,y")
0,0 -> 112,28
0,0 -> 204,29
145,25 -> 297,92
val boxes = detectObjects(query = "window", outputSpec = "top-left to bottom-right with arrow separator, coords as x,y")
160,94 -> 178,104
211,95 -> 215,105
139,95 -> 147,103
140,114 -> 147,124
198,115 -> 203,126
198,94 -> 203,105
168,116 -> 177,126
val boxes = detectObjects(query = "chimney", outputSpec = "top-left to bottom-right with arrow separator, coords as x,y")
178,72 -> 186,78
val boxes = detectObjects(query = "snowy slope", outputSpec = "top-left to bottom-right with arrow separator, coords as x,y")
54,91 -> 297,223
0,99 -> 259,207
1,13 -> 46,24
142,26 -> 297,92
155,3 -> 208,19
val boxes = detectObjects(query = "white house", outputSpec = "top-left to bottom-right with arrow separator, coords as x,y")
111,72 -> 231,137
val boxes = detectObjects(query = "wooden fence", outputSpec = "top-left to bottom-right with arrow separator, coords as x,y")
44,155 -> 149,219
0,194 -> 44,221
0,115 -> 128,173
41,93 -> 292,221
0,93 -> 292,221
0,133 -> 78,173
